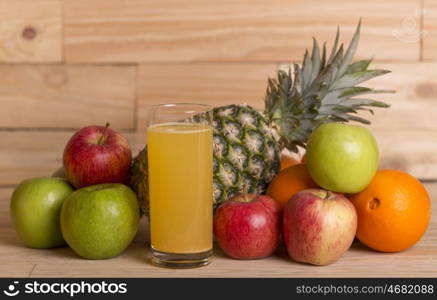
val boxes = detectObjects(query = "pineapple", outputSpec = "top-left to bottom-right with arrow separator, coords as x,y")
130,22 -> 392,213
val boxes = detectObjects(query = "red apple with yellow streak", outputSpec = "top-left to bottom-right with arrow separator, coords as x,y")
63,123 -> 132,188
283,189 -> 357,265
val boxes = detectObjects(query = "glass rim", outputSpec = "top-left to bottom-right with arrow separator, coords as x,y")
147,102 -> 212,127
148,103 -> 212,109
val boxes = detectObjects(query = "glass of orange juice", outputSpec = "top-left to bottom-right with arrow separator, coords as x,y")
147,103 -> 213,268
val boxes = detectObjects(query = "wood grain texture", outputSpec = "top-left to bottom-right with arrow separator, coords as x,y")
0,131 -> 69,186
423,0 -> 437,61
136,63 -> 277,131
0,0 -> 62,63
0,65 -> 136,129
369,62 -> 437,130
0,184 -> 435,278
0,188 -> 12,227
63,0 -> 420,63
279,62 -> 437,130
376,130 -> 437,180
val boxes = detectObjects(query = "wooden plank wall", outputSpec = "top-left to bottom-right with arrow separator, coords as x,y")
0,0 -> 436,185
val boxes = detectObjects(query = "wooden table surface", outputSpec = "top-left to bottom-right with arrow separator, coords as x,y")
0,183 -> 436,278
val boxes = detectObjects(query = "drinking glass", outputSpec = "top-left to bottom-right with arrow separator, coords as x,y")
147,103 -> 213,268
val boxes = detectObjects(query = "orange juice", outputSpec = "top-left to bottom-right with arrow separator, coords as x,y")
147,122 -> 213,253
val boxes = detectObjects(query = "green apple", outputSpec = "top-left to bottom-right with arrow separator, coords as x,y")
10,177 -> 74,248
306,123 -> 379,193
61,183 -> 139,259
51,167 -> 66,179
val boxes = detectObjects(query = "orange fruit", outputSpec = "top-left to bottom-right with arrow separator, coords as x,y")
280,153 -> 301,170
350,169 -> 431,252
267,164 -> 318,208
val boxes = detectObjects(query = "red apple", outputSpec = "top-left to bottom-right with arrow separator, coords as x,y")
213,194 -> 281,260
283,189 -> 357,265
63,124 -> 132,188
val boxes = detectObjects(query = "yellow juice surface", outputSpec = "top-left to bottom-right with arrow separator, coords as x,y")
147,122 -> 213,253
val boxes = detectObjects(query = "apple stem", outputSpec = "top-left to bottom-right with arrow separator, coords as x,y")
237,194 -> 253,203
97,122 -> 110,145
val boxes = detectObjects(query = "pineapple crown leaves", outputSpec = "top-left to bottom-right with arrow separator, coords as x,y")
264,20 -> 394,152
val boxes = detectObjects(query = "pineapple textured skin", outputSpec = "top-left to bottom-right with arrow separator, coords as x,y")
197,105 -> 281,209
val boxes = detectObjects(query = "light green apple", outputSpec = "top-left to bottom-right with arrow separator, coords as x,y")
306,123 -> 379,193
61,183 -> 139,260
10,177 -> 74,248
51,166 -> 66,179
